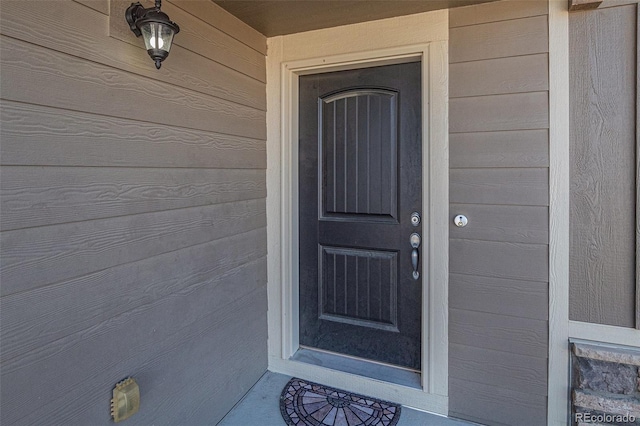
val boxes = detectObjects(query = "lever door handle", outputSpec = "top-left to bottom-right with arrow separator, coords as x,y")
410,233 -> 420,280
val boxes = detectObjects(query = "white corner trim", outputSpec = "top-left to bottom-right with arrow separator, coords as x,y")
569,321 -> 640,347
265,9 -> 449,414
548,0 -> 571,425
266,35 -> 284,361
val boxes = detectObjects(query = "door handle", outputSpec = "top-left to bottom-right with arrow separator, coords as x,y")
410,233 -> 420,280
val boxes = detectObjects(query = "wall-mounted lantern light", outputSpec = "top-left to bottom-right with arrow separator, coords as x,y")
125,0 -> 180,69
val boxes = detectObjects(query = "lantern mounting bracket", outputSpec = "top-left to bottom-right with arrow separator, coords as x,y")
125,3 -> 146,37
124,3 -> 147,37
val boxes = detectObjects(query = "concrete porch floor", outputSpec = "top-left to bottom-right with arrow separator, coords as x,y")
220,371 -> 473,426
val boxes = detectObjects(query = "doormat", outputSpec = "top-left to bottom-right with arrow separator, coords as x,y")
279,378 -> 401,426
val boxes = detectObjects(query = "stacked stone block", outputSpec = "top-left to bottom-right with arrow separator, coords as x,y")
572,342 -> 640,425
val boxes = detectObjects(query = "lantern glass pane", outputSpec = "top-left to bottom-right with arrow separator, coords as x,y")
158,24 -> 175,53
140,22 -> 155,50
140,22 -> 174,53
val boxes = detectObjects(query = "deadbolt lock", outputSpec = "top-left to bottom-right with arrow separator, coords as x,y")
454,215 -> 468,227
410,212 -> 421,227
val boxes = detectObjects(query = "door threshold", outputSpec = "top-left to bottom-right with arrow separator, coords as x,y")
290,347 -> 422,389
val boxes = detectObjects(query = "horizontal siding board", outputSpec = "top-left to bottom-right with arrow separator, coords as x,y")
0,167 -> 266,231
0,102 -> 266,169
157,0 -> 265,82
450,54 -> 548,98
0,1 -> 266,110
449,344 -> 548,396
0,284 -> 267,425
168,0 -> 267,55
73,0 -> 108,14
449,204 -> 547,244
1,199 -> 266,295
450,239 -> 549,282
144,312 -> 267,425
449,378 -> 547,426
0,254 -> 266,367
449,0 -> 549,28
449,308 -> 548,357
1,229 -> 266,361
450,15 -> 549,63
109,0 -> 266,82
449,273 -> 548,320
450,168 -> 548,206
450,129 -> 549,168
136,47 -> 265,110
450,92 -> 549,133
0,36 -> 266,140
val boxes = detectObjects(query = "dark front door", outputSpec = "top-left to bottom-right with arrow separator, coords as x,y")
298,62 -> 422,370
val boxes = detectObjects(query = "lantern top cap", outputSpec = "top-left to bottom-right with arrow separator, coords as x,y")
135,8 -> 180,34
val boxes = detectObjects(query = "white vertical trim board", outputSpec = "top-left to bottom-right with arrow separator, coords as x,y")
426,40 -> 449,398
265,10 -> 449,414
548,0 -> 571,425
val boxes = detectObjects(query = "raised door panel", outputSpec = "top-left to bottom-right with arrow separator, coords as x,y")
320,90 -> 398,221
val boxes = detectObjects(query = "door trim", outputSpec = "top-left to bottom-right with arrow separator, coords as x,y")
266,10 -> 449,414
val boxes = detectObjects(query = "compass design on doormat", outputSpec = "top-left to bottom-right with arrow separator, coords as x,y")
280,378 -> 401,426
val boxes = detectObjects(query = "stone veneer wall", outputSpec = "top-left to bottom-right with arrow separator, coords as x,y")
572,342 -> 640,425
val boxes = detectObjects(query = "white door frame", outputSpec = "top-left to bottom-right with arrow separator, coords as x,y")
265,10 -> 449,414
